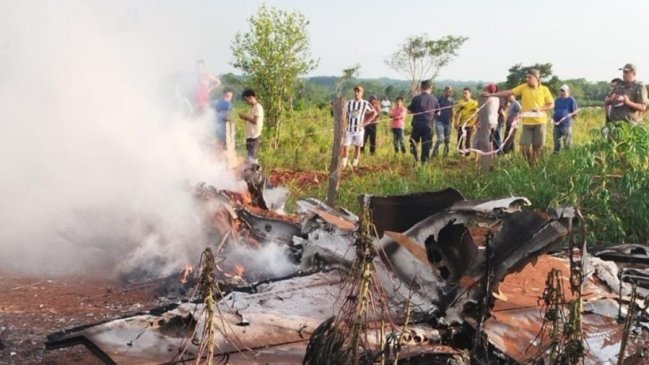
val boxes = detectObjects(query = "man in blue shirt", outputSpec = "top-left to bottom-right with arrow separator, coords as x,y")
552,85 -> 578,154
408,80 -> 439,163
213,90 -> 234,150
433,86 -> 454,157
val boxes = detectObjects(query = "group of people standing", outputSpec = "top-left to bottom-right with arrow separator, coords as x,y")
196,58 -> 647,170
192,60 -> 265,165
342,63 -> 648,169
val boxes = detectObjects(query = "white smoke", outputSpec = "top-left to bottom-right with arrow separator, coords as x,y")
223,242 -> 298,281
0,1 -> 246,277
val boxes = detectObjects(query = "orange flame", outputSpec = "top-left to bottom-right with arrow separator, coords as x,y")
233,264 -> 245,277
224,264 -> 246,279
180,264 -> 193,284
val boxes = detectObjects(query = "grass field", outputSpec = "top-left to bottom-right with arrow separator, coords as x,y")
232,104 -> 649,245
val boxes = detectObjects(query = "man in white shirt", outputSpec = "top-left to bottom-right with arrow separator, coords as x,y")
239,89 -> 264,164
342,85 -> 376,168
380,98 -> 392,116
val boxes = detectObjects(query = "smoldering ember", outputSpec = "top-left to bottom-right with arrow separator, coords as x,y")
5,164 -> 649,365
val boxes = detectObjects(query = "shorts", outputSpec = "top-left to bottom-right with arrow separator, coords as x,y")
344,129 -> 364,147
521,124 -> 546,146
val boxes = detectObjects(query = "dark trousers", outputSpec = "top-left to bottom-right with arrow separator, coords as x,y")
553,125 -> 572,153
502,122 -> 516,154
391,128 -> 406,153
492,124 -> 503,151
246,137 -> 260,162
410,124 -> 433,162
361,123 -> 377,155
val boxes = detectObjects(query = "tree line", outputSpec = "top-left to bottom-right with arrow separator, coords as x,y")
228,4 -> 643,141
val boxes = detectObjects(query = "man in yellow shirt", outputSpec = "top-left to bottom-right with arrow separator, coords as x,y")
482,69 -> 554,167
453,87 -> 479,155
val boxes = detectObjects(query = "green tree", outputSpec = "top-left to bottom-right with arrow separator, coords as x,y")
561,78 -> 587,100
231,5 -> 318,141
219,72 -> 246,97
336,65 -> 360,97
583,81 -> 613,104
385,34 -> 468,96
504,63 -> 560,91
384,85 -> 395,99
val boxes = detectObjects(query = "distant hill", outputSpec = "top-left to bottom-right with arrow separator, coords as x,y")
303,76 -> 486,102
218,73 -> 506,108
306,76 -> 483,91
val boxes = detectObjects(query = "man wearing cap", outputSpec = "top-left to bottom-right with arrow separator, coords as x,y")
408,80 -> 440,163
605,64 -> 648,125
482,69 -> 554,167
342,85 -> 376,168
552,85 -> 578,153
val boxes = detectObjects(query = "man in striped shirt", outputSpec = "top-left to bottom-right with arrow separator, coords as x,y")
342,85 -> 377,168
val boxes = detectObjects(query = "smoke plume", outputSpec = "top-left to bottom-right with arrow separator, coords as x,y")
0,1 -> 244,277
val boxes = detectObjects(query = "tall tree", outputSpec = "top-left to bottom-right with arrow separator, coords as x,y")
385,34 -> 468,96
231,5 -> 318,141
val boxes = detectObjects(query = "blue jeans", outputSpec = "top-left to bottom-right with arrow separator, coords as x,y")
215,122 -> 226,146
432,121 -> 451,156
553,125 -> 572,153
391,128 -> 406,153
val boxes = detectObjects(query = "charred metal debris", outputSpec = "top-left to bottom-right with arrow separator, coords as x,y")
46,169 -> 649,364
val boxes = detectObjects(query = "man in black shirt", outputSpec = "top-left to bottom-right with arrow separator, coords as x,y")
408,80 -> 439,163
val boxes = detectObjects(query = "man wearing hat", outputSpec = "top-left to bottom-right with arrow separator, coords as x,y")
552,84 -> 579,153
482,68 -> 554,167
605,64 -> 648,125
408,80 -> 440,163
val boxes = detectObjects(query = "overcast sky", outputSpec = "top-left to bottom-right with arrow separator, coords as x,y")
1,0 -> 647,83
138,0 -> 647,82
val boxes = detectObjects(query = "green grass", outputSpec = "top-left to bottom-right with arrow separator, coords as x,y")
231,104 -> 649,245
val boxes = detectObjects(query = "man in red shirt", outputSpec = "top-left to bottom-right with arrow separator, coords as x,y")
194,59 -> 221,115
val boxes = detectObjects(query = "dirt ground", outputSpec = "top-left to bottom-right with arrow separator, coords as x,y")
268,164 -> 410,190
0,272 -> 160,365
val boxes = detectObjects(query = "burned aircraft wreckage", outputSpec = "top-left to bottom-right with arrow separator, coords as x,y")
47,167 -> 649,364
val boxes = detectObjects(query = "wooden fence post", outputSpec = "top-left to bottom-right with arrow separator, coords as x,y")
327,97 -> 347,206
476,95 -> 494,171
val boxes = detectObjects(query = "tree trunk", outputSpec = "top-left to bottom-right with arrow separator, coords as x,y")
410,79 -> 419,97
326,97 -> 347,207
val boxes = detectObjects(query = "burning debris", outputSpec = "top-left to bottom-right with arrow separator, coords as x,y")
45,173 -> 649,364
